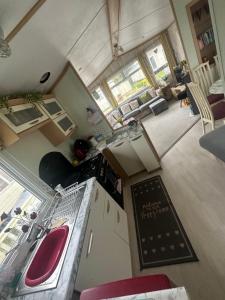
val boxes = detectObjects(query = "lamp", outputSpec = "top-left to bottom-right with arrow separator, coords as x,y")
0,27 -> 11,58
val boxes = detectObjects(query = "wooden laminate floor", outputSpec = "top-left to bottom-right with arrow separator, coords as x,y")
124,121 -> 225,300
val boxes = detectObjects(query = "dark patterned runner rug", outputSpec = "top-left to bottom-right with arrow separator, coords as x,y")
131,175 -> 198,269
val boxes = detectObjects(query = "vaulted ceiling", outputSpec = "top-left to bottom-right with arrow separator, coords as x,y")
0,0 -> 174,95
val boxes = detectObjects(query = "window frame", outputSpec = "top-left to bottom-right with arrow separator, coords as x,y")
91,86 -> 113,115
0,150 -> 55,266
146,43 -> 172,81
107,59 -> 151,105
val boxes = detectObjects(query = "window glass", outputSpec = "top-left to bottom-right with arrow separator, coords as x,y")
107,60 -> 150,105
146,44 -> 171,82
92,87 -> 113,115
0,169 -> 41,264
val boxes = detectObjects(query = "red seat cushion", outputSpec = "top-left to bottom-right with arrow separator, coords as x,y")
207,94 -> 224,105
80,274 -> 172,300
212,101 -> 225,120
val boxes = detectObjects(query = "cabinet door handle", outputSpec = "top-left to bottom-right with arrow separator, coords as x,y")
95,189 -> 99,202
86,230 -> 93,258
56,112 -> 62,116
115,142 -> 124,147
117,211 -> 120,224
107,201 -> 110,214
29,119 -> 39,125
131,135 -> 142,142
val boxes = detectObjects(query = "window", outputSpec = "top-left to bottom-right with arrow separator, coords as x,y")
0,169 -> 41,264
107,60 -> 150,105
149,56 -> 157,71
92,87 -> 113,115
146,44 -> 171,82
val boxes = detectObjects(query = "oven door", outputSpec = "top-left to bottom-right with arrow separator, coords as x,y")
54,113 -> 76,136
0,104 -> 49,134
39,98 -> 65,119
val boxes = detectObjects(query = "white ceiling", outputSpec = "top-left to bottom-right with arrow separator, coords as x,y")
0,0 -> 37,36
0,0 -> 174,94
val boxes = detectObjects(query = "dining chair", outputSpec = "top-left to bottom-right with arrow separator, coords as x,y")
192,61 -> 224,105
187,82 -> 225,134
214,55 -> 221,77
192,62 -> 213,97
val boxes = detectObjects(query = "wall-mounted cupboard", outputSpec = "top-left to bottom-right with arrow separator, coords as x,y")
40,112 -> 76,146
0,103 -> 48,134
0,95 -> 76,147
38,97 -> 65,119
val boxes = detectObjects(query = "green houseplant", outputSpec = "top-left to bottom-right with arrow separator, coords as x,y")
0,92 -> 44,113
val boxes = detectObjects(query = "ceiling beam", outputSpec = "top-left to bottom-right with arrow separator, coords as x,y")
6,0 -> 47,43
106,0 -> 121,59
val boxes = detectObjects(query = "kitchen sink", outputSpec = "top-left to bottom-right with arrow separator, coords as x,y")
15,182 -> 87,297
25,225 -> 69,287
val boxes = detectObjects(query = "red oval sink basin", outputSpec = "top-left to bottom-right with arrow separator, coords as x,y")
25,225 -> 69,287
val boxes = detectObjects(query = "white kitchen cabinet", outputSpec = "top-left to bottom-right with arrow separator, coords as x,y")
0,103 -> 48,134
75,183 -> 132,292
104,192 -> 129,243
38,97 -> 65,119
130,134 -> 160,172
40,112 -> 76,145
109,140 -> 145,176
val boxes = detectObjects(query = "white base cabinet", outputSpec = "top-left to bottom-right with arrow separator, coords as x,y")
108,132 -> 160,176
130,134 -> 160,172
75,183 -> 132,292
109,140 -> 145,176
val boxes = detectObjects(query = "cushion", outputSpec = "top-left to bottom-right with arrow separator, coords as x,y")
129,99 -> 139,110
112,109 -> 122,119
120,103 -> 131,115
211,101 -> 225,120
148,88 -> 157,98
107,114 -> 117,126
139,96 -> 161,111
207,93 -> 224,105
139,91 -> 151,103
122,108 -> 141,121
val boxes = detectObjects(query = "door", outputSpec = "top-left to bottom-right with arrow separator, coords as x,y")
75,184 -> 107,291
54,113 -> 76,136
0,103 -> 48,134
75,184 -> 132,291
104,192 -> 129,244
40,98 -> 65,119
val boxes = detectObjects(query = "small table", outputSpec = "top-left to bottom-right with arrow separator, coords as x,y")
209,79 -> 225,94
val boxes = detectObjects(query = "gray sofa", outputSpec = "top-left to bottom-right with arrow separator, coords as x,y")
106,89 -> 165,128
120,95 -> 162,121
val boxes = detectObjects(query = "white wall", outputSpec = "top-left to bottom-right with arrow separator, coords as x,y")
171,0 -> 199,68
4,66 -> 112,177
53,66 -> 112,138
167,22 -> 186,63
5,131 -> 72,176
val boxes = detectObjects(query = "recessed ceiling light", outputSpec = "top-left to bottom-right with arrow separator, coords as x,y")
40,72 -> 51,84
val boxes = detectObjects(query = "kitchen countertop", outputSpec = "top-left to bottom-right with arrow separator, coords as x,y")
106,287 -> 190,300
98,123 -> 144,151
11,177 -> 97,300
